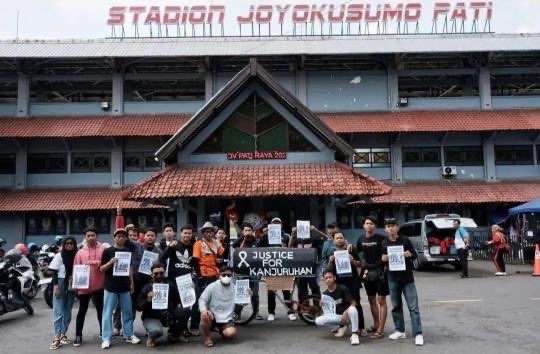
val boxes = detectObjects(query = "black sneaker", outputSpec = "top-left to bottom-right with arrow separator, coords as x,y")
73,336 -> 82,347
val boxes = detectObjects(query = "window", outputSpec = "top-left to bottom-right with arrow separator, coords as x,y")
402,147 -> 441,167
26,214 -> 67,235
124,152 -> 161,172
0,154 -> 15,174
71,153 -> 111,173
195,93 -> 318,154
444,146 -> 483,166
70,213 -> 111,235
495,145 -> 534,165
353,148 -> 391,167
27,153 -> 67,173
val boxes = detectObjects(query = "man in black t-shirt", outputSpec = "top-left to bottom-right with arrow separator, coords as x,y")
356,216 -> 388,338
99,229 -> 141,349
160,224 -> 198,281
315,270 -> 360,346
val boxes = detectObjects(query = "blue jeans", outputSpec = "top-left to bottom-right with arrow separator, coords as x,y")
388,279 -> 422,336
102,290 -> 133,341
52,279 -> 76,336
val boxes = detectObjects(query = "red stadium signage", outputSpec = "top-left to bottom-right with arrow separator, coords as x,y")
107,2 -> 493,27
226,151 -> 288,160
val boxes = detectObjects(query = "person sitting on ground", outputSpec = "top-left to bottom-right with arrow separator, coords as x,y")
315,269 -> 360,346
199,265 -> 248,347
137,263 -> 191,348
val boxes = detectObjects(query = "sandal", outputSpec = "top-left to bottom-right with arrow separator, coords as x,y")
146,339 -> 156,348
366,326 -> 377,333
204,338 -> 214,347
370,332 -> 384,339
50,337 -> 61,350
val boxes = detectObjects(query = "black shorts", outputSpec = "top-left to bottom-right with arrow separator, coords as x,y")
212,319 -> 235,334
363,277 -> 389,297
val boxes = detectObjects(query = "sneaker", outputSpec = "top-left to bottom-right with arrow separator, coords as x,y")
60,335 -> 71,345
350,333 -> 360,346
288,313 -> 297,321
255,312 -> 263,320
495,272 -> 504,276
415,334 -> 424,346
389,331 -> 406,340
101,341 -> 111,350
334,325 -> 349,338
268,314 -> 275,321
73,336 -> 82,347
500,272 -> 507,276
125,335 -> 141,344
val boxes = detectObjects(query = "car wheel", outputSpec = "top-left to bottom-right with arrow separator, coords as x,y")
413,258 -> 424,271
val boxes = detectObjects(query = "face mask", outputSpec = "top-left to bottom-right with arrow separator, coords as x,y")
220,275 -> 232,285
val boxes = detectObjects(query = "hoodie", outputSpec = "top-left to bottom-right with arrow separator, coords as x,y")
73,242 -> 107,295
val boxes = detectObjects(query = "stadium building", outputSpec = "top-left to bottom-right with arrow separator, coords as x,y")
0,32 -> 539,247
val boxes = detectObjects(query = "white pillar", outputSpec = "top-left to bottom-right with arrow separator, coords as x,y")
14,142 -> 27,189
205,71 -> 214,102
17,73 -> 30,117
112,73 -> 124,115
391,138 -> 403,183
479,67 -> 492,110
387,66 -> 399,111
483,136 -> 496,182
111,140 -> 123,188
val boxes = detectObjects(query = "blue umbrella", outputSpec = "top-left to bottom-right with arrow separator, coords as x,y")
508,198 -> 540,217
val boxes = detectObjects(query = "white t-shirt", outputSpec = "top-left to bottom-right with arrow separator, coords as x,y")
49,253 -> 66,279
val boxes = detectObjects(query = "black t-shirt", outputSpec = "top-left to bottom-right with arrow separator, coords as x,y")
160,242 -> 195,280
137,280 -> 181,321
290,234 -> 325,260
357,233 -> 386,269
381,235 -> 417,285
101,246 -> 131,293
323,284 -> 353,315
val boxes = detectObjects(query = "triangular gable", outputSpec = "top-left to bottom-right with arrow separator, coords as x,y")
156,58 -> 354,162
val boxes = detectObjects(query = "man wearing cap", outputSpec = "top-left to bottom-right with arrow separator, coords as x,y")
381,219 -> 423,346
191,222 -> 224,336
99,228 -> 141,349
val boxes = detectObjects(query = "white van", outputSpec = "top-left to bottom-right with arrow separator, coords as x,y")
398,214 -> 477,271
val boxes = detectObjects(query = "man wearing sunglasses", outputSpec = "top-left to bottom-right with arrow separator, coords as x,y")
199,266 -> 249,347
137,263 -> 191,348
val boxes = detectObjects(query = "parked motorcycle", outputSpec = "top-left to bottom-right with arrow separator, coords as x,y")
37,245 -> 56,309
0,252 -> 34,317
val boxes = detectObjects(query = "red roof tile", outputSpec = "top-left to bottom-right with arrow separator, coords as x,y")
123,163 -> 391,199
0,187 -> 161,212
1,110 -> 538,139
320,110 -> 540,133
0,114 -> 190,138
349,180 -> 540,205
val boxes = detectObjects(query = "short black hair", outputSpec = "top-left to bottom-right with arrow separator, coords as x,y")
384,218 -> 398,226
180,224 -> 194,232
219,265 -> 233,274
83,226 -> 98,235
323,268 -> 336,277
145,227 -> 158,235
241,222 -> 253,230
363,216 -> 378,226
326,222 -> 337,228
163,223 -> 176,232
151,263 -> 165,272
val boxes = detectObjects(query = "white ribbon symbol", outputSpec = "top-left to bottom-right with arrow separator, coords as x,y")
237,251 -> 250,268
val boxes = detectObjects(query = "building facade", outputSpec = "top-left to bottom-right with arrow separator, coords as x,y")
0,34 -> 539,247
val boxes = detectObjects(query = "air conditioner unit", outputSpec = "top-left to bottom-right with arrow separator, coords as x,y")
100,101 -> 110,110
442,166 -> 458,177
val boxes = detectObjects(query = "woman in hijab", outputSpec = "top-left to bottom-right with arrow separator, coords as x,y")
49,237 -> 78,350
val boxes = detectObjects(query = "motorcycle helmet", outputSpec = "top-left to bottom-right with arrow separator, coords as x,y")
54,235 -> 64,246
0,238 -> 6,247
28,242 -> 39,253
14,243 -> 29,256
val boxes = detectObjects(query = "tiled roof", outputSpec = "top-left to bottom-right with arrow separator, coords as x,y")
1,109 -> 538,139
0,187 -> 161,212
320,110 -> 540,133
123,163 -> 391,200
349,180 -> 540,205
0,114 -> 190,138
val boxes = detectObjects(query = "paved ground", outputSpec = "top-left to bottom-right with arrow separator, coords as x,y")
1,261 -> 538,354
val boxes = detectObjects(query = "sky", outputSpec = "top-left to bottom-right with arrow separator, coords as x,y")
0,0 -> 539,40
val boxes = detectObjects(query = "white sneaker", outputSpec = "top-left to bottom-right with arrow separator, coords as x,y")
334,325 -> 349,338
125,335 -> 141,344
415,334 -> 424,346
495,272 -> 504,276
288,313 -> 297,321
101,341 -> 111,350
268,314 -> 275,322
500,272 -> 507,276
388,331 -> 406,340
350,333 -> 360,345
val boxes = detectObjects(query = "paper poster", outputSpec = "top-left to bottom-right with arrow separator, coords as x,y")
268,224 -> 282,245
388,245 -> 406,271
175,274 -> 196,308
72,265 -> 90,289
234,279 -> 250,304
152,283 -> 169,310
138,251 -> 159,275
113,252 -> 131,276
297,220 -> 311,239
334,250 -> 352,274
229,223 -> 238,240
321,294 -> 336,316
